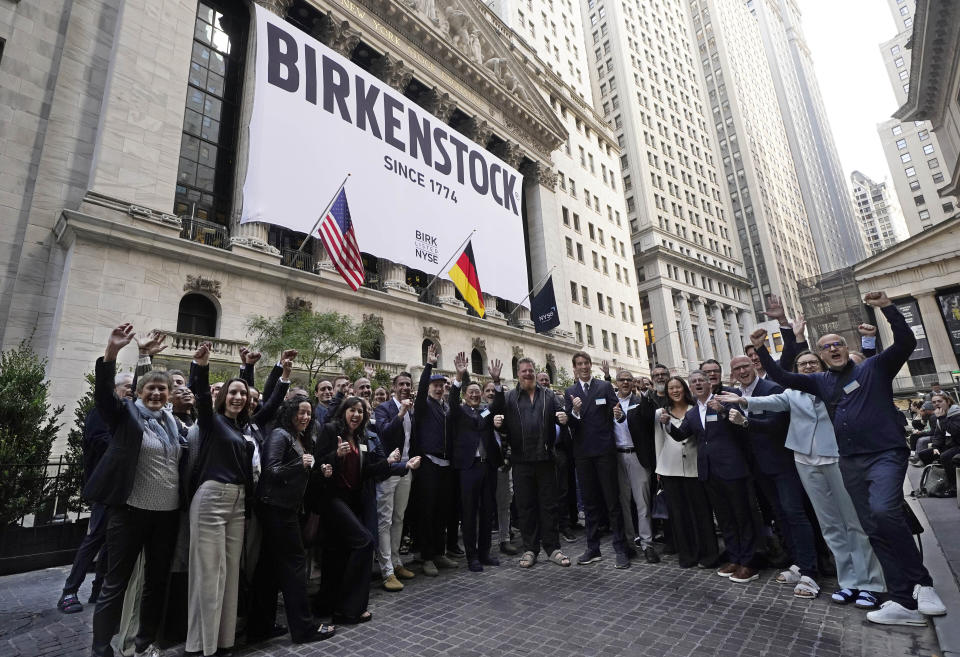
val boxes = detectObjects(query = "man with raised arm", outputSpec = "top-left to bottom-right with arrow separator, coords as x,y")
750,291 -> 946,625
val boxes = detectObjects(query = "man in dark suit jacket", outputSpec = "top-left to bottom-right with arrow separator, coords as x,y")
565,352 -> 631,569
450,353 -> 502,572
727,355 -> 818,585
663,369 -> 759,583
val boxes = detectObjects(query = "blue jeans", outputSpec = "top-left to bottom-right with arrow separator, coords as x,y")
840,449 -> 931,608
63,502 -> 109,595
755,468 -> 819,577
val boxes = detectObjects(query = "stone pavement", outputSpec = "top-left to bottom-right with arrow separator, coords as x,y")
0,533 -> 940,657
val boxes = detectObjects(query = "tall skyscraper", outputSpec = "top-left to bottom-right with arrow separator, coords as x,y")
577,0 -> 755,373
850,170 -> 909,255
749,0 -> 867,270
690,0 -> 820,321
878,0 -> 957,234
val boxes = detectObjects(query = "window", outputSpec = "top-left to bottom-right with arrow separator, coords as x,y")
576,243 -> 584,263
601,330 -> 609,350
933,172 -> 945,183
914,195 -> 925,206
573,213 -> 581,231
597,293 -> 604,311
592,251 -> 599,270
175,2 -> 247,225
905,166 -> 916,177
894,56 -> 904,68
918,129 -> 929,141
923,144 -> 935,155
570,281 -> 579,302
909,180 -> 921,191
565,236 -> 574,257
891,45 -> 900,55
892,125 -> 903,135
562,206 -> 570,225
581,285 -> 589,305
575,321 -> 584,344
896,138 -> 907,150
471,349 -> 484,375
422,339 -> 437,366
586,325 -> 595,347
900,152 -> 912,163
928,158 -> 939,169
177,293 -> 218,336
943,202 -> 955,212
919,209 -> 930,220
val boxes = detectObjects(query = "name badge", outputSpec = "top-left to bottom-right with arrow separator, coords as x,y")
705,415 -> 718,423
359,443 -> 368,453
480,409 -> 491,418
626,404 -> 637,412
595,398 -> 607,406
842,380 -> 861,394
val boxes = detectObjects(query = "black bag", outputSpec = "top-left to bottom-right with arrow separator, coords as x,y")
652,489 -> 669,520
917,463 -> 951,498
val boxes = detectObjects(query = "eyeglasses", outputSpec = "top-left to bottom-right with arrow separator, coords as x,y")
819,341 -> 845,352
796,360 -> 820,369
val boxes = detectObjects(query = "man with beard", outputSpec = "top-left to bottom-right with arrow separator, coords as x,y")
490,358 -> 571,568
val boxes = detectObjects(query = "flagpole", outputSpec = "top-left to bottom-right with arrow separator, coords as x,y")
296,173 -> 351,255
419,229 -> 477,300
507,266 -> 557,317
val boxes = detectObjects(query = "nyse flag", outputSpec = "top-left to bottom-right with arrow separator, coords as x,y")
531,276 -> 560,333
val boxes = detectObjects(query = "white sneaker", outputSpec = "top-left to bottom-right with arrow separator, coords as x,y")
133,645 -> 162,657
866,601 -> 927,626
914,584 -> 947,616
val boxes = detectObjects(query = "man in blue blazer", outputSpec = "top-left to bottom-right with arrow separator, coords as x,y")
565,352 -> 631,569
662,370 -> 759,583
727,355 -> 818,587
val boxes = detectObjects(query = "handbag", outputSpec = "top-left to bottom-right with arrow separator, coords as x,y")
652,488 -> 669,520
301,512 -> 321,547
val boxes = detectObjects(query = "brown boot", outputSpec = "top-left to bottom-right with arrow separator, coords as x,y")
730,565 -> 759,583
715,562 -> 738,578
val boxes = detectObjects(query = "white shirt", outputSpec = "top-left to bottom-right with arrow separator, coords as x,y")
393,396 -> 412,460
614,395 -> 634,449
739,376 -> 760,416
697,394 -> 714,428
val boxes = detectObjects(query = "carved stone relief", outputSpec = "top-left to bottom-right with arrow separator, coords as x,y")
184,275 -> 222,298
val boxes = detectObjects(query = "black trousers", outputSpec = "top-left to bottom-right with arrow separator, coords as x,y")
459,459 -> 497,560
414,458 -> 454,561
575,451 -> 626,555
753,469 -> 819,577
660,476 -> 718,567
319,495 -> 374,621
91,505 -> 180,657
512,460 -> 560,555
555,449 -> 572,532
249,502 -> 315,641
63,502 -> 109,595
704,477 -> 757,567
447,468 -> 461,551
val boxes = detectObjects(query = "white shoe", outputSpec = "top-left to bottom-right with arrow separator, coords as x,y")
866,601 -> 927,626
914,584 -> 947,616
133,645 -> 162,657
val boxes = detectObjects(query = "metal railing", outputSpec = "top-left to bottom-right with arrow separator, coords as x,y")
179,216 -> 229,249
281,248 -> 314,273
893,370 -> 960,395
1,456 -> 85,528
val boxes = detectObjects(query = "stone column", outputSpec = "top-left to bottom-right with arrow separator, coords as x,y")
514,305 -> 535,330
436,279 -> 465,311
915,291 -> 959,372
712,303 -> 732,365
695,297 -> 715,361
740,310 -> 757,348
382,260 -> 417,299
648,286 -> 684,370
484,293 -> 507,322
677,293 -> 699,371
728,309 -> 743,357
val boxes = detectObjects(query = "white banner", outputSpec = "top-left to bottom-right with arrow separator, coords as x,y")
242,5 -> 528,305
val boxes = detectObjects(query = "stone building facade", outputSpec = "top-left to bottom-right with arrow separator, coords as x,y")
0,0 -> 648,449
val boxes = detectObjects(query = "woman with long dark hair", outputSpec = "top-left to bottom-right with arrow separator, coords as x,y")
653,376 -> 719,569
310,396 -> 392,624
248,395 -> 336,645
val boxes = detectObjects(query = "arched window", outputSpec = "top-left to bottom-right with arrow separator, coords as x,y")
511,356 -> 519,379
546,362 -> 556,385
177,293 -> 218,336
422,339 -> 434,366
471,348 -> 484,375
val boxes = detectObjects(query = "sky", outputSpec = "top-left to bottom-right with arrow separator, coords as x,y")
798,0 -> 900,186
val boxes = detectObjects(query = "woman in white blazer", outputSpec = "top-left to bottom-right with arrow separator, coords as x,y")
654,376 -> 719,569
717,351 -> 885,607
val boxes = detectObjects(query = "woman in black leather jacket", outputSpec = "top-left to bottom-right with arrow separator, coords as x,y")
248,395 -> 335,645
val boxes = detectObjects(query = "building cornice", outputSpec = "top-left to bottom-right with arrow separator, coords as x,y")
893,0 -> 960,127
852,214 -> 959,278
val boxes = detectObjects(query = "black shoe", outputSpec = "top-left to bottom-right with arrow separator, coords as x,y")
644,547 -> 661,564
615,552 -> 631,569
88,582 -> 102,604
577,549 -> 602,565
500,541 -> 518,555
480,554 -> 500,566
560,529 -> 577,543
248,623 -> 288,644
468,560 -> 483,572
57,593 -> 83,614
293,624 -> 336,644
447,545 -> 466,558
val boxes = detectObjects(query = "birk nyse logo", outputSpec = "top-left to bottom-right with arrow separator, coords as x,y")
415,230 -> 439,264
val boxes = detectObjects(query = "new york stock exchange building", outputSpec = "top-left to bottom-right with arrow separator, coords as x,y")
0,0 -> 649,445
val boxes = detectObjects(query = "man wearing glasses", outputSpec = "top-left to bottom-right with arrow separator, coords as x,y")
750,291 -> 946,626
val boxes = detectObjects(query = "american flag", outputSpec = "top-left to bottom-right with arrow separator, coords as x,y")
317,188 -> 364,290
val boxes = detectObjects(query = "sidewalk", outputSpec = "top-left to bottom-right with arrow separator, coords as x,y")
906,465 -> 960,657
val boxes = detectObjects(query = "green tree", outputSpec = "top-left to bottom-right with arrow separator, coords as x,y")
57,372 -> 96,514
555,366 -> 574,389
246,309 -> 383,392
0,341 -> 65,526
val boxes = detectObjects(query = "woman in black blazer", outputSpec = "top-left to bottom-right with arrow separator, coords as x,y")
248,395 -> 335,645
310,396 -> 395,624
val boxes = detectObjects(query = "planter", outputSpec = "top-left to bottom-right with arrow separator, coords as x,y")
0,518 -> 90,575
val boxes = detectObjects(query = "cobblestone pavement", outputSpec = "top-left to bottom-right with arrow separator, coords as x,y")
0,535 -> 940,657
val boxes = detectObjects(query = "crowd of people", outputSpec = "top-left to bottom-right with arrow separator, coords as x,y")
55,289 -> 955,657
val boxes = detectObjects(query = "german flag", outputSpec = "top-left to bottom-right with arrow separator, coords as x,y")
448,241 -> 485,317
